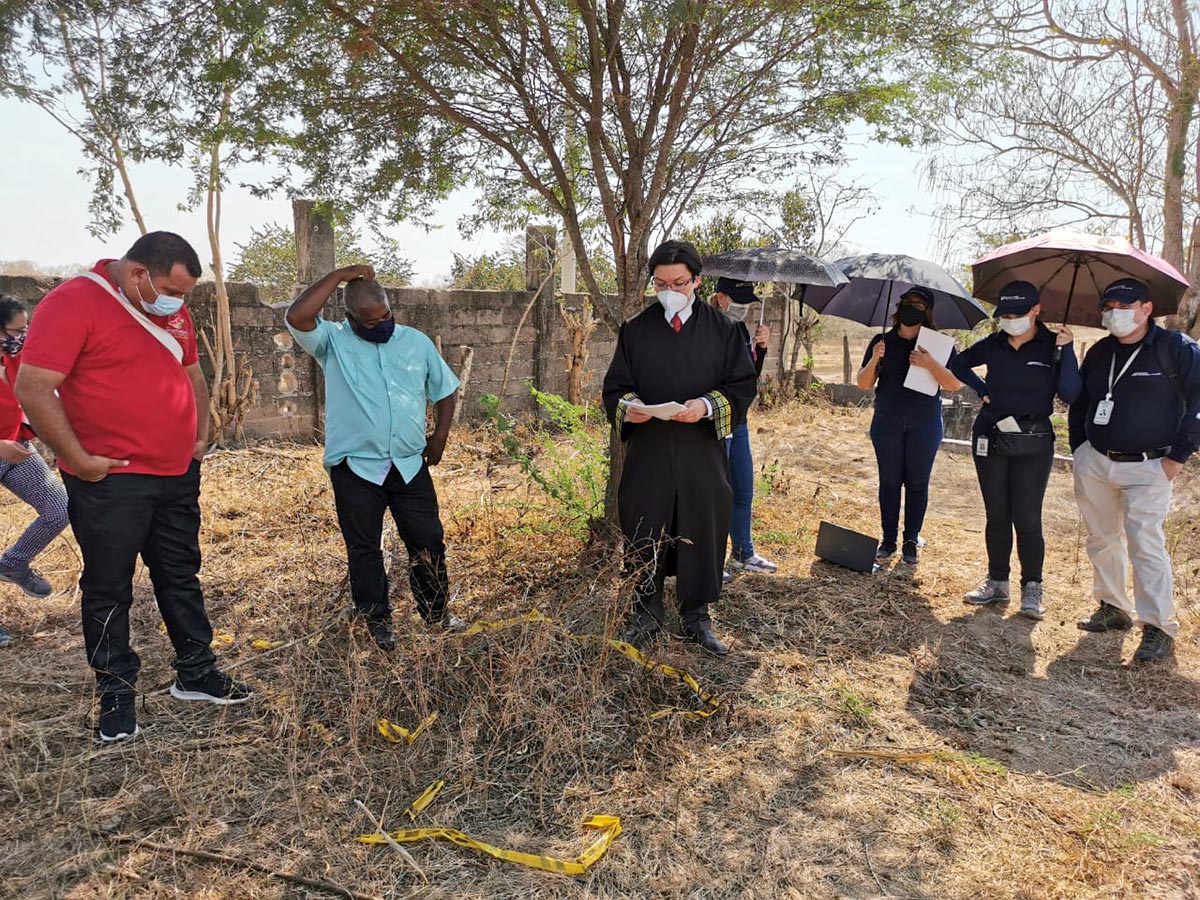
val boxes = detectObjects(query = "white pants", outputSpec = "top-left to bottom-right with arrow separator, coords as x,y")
1072,441 -> 1178,636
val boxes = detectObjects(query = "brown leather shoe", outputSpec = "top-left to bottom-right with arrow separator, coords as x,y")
1076,602 -> 1133,633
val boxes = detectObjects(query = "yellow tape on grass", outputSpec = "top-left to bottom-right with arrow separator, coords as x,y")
357,815 -> 622,876
462,611 -> 722,721
378,712 -> 439,745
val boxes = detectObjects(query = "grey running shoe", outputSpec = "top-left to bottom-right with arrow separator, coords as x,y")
964,578 -> 1010,605
1019,582 -> 1045,620
876,542 -> 897,561
722,570 -> 733,584
0,623 -> 12,648
1132,625 -> 1175,664
0,562 -> 53,599
729,554 -> 778,574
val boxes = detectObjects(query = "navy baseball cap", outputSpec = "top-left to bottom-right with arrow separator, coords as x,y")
993,280 -> 1039,317
900,285 -> 935,306
714,277 -> 757,305
1100,278 -> 1149,306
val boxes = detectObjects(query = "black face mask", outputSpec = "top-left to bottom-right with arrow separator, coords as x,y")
897,305 -> 927,327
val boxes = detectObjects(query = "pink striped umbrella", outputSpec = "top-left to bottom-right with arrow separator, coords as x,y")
971,231 -> 1189,328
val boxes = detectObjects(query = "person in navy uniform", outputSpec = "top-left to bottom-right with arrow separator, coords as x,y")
951,281 -> 1081,618
1069,278 -> 1200,664
856,287 -> 962,565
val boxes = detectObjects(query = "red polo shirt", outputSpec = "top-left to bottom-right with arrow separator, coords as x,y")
20,260 -> 200,477
0,355 -> 25,442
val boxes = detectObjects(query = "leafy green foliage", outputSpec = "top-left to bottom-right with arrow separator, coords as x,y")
230,222 -> 414,303
480,389 -> 608,532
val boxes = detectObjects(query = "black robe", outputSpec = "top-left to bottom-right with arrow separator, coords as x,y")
602,300 -> 758,621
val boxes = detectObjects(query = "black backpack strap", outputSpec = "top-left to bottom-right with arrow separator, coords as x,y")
1153,328 -> 1189,399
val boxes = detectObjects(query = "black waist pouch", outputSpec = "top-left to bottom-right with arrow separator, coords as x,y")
993,416 -> 1055,458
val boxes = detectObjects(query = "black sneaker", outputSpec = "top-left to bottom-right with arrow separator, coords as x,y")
98,693 -> 139,743
367,617 -> 396,650
0,623 -> 12,648
901,540 -> 919,565
1076,602 -> 1133,633
876,542 -> 897,561
170,670 -> 253,705
1132,625 -> 1175,664
0,562 -> 53,598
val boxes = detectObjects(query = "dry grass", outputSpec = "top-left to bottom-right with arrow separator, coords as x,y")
0,399 -> 1197,899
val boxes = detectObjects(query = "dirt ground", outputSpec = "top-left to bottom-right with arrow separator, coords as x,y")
0,399 -> 1197,900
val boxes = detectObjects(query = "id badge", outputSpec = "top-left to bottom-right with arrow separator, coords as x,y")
1093,399 -> 1114,426
975,435 -> 989,457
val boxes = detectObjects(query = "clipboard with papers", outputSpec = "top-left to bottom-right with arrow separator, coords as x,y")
902,326 -> 955,396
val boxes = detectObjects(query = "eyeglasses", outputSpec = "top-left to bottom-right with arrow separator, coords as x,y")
651,277 -> 694,292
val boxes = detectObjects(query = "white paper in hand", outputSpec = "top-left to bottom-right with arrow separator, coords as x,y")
622,400 -> 688,420
902,326 -> 955,396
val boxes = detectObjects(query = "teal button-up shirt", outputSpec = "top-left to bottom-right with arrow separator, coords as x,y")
288,318 -> 460,485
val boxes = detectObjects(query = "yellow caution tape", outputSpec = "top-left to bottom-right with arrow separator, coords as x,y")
377,712 -> 439,745
250,639 -> 283,650
404,780 -> 444,820
357,814 -> 622,875
460,611 -> 722,721
462,610 -> 553,636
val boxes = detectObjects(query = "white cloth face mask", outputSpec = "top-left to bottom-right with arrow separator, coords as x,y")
1101,307 -> 1139,338
998,315 -> 1032,337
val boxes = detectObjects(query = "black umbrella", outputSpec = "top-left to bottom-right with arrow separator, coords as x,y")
804,253 -> 987,330
702,247 -> 848,324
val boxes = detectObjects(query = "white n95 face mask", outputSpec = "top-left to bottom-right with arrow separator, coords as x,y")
1101,307 -> 1139,338
657,289 -> 690,317
998,315 -> 1032,337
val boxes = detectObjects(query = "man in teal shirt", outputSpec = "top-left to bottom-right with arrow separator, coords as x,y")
286,265 -> 461,650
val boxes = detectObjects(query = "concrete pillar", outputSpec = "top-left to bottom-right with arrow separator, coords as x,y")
294,200 -> 336,440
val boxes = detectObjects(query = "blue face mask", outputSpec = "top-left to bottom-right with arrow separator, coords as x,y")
348,311 -> 396,343
136,274 -> 185,317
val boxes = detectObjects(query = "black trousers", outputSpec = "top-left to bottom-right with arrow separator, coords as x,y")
64,460 -> 216,695
973,448 -> 1054,584
627,509 -> 714,632
329,461 -> 449,621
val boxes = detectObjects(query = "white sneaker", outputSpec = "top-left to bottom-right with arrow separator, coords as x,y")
722,570 -> 733,584
963,578 -> 1010,605
729,554 -> 778,574
1019,582 -> 1045,620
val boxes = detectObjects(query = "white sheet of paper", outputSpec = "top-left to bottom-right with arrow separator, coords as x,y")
902,326 -> 956,396
995,416 -> 1022,433
622,400 -> 688,420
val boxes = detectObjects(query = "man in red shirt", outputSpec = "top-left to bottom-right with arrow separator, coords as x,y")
16,231 -> 251,743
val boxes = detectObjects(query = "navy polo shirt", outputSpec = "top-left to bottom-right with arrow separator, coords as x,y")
950,323 -> 1082,436
862,328 -> 954,417
1068,321 -> 1200,463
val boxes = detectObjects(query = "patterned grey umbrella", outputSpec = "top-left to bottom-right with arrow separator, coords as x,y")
702,247 -> 849,326
701,247 -> 849,287
803,253 -> 987,330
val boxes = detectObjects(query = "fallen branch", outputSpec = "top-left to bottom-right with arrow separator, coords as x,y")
353,799 -> 428,882
94,832 -> 382,900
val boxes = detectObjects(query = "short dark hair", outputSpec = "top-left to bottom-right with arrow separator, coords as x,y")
648,240 -> 703,277
344,278 -> 388,315
125,231 -> 203,278
0,295 -> 25,330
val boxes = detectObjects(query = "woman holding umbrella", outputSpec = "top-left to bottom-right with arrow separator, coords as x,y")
949,281 -> 1081,619
856,287 -> 962,564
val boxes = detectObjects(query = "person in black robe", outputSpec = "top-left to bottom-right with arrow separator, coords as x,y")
602,240 -> 758,656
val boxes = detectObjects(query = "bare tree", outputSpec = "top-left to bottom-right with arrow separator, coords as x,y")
931,0 -> 1200,333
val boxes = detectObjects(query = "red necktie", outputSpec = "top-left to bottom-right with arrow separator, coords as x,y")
671,314 -> 682,333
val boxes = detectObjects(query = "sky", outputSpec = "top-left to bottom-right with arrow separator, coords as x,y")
0,97 -> 949,285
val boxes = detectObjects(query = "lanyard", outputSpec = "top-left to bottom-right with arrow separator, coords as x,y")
1105,346 -> 1141,401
